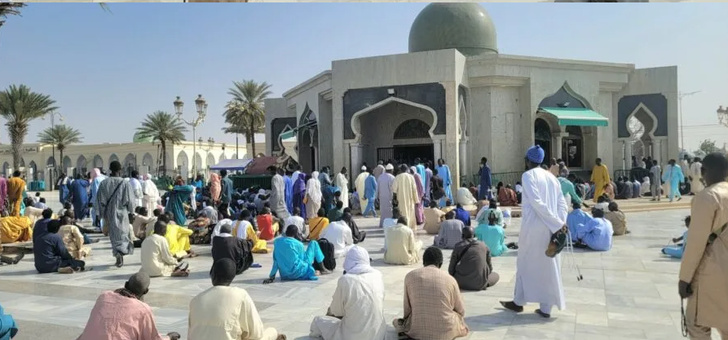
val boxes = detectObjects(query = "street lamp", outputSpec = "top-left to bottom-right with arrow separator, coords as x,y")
718,106 -> 728,127
678,90 -> 701,151
174,94 -> 207,180
42,111 -> 64,185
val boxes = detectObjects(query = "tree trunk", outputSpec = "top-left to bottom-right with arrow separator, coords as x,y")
10,131 -> 22,171
161,139 -> 167,177
59,149 -> 64,174
236,134 -> 239,159
248,129 -> 256,157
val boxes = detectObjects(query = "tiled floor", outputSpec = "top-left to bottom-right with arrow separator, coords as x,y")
0,201 -> 719,340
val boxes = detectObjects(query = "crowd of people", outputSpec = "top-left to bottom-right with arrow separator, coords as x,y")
1,146 -> 727,339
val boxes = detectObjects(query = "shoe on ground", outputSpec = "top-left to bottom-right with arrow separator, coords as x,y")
535,309 -> 551,318
115,254 -> 124,268
58,267 -> 74,274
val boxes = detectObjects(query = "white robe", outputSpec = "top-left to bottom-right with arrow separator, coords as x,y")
391,173 -> 419,229
189,286 -> 278,340
271,174 -> 290,219
141,179 -> 160,216
310,271 -> 387,340
514,167 -> 568,310
334,173 -> 350,208
320,221 -> 354,258
129,178 -> 144,208
689,162 -> 704,193
355,172 -> 369,212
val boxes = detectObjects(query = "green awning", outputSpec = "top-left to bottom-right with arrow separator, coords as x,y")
279,130 -> 296,140
538,107 -> 609,127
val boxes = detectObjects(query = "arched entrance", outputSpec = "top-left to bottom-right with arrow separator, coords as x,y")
534,118 -> 552,163
63,156 -> 72,173
142,153 -> 154,173
109,154 -> 119,166
1,162 -> 8,176
176,151 -> 189,181
297,104 -> 318,173
563,126 -> 583,168
77,155 -> 88,176
93,155 -> 104,171
627,104 -> 658,159
28,161 -> 38,181
351,97 -> 437,167
124,153 -> 137,177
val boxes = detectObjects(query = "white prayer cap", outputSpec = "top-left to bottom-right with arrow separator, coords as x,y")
361,165 -> 367,171
385,164 -> 394,170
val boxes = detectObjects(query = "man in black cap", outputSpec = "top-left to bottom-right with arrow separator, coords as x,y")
211,222 -> 253,275
95,160 -> 136,268
78,273 -> 180,340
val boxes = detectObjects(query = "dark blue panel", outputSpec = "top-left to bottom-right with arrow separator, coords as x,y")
617,94 -> 668,138
271,117 -> 297,152
342,83 -> 446,140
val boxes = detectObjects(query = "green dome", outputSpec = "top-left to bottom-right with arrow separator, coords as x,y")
133,132 -> 153,143
408,3 -> 498,57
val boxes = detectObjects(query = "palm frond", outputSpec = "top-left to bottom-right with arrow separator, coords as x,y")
136,110 -> 188,145
37,124 -> 83,152
0,84 -> 58,168
0,3 -> 25,28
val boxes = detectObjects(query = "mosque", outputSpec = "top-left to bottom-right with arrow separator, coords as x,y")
264,3 -> 679,189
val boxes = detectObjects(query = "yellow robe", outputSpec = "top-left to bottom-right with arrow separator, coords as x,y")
232,220 -> 268,254
165,223 -> 192,258
590,164 -> 611,202
307,216 -> 330,240
392,173 -> 420,230
355,172 -> 369,212
0,216 -> 32,243
7,177 -> 25,217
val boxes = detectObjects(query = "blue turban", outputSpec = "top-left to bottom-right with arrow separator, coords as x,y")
526,145 -> 545,164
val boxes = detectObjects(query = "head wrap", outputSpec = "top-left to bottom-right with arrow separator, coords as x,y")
343,245 -> 373,275
307,171 -> 322,203
385,164 -> 394,171
211,258 -> 236,286
361,165 -> 367,171
210,219 -> 233,245
526,145 -> 545,164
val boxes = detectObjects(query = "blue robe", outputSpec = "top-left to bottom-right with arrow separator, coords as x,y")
292,175 -> 307,220
165,185 -> 193,226
663,230 -> 688,258
59,178 -> 70,204
69,179 -> 90,219
479,165 -> 493,200
415,164 -> 427,189
661,164 -> 685,201
269,236 -> 324,281
455,207 -> 471,227
193,180 -> 204,202
566,208 -> 591,237
284,176 -> 294,214
0,303 -> 18,340
578,217 -> 613,251
436,164 -> 453,203
90,176 -> 106,226
363,175 -> 378,217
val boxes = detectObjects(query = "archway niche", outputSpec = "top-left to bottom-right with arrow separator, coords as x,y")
297,104 -> 319,173
534,118 -> 553,163
176,151 -> 189,181
77,155 -> 88,177
93,155 -> 104,171
562,126 -> 583,168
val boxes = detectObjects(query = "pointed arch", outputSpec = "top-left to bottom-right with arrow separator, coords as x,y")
350,96 -> 438,143
109,154 -> 119,165
93,155 -> 104,170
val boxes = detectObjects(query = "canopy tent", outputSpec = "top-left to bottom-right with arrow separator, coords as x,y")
538,107 -> 609,127
210,158 -> 253,171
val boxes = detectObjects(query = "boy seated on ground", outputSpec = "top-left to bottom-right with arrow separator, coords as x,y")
475,211 -> 507,257
140,221 -> 190,278
264,225 -> 330,283
232,209 -> 268,254
434,211 -> 464,250
33,214 -> 86,274
158,213 -> 196,259
131,207 -> 156,241
423,201 -> 446,235
605,202 -> 629,235
662,216 -> 690,259
307,208 -> 330,241
573,208 -> 613,251
256,207 -> 280,241
58,216 -> 91,260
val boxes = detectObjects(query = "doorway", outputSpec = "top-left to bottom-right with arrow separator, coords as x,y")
534,118 -> 552,163
378,144 -> 434,166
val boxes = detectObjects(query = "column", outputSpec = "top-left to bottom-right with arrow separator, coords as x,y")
624,140 -> 633,170
459,139 -> 468,180
554,133 -> 564,161
653,139 -> 662,164
433,138 -> 443,164
349,142 -> 363,177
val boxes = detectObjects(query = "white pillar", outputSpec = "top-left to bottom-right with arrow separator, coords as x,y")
433,138 -> 443,164
459,139 -> 468,180
624,140 -> 633,170
654,139 -> 662,164
349,142 -> 363,177
554,133 -> 564,161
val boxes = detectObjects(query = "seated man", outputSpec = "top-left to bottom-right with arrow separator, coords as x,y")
132,207 -> 156,241
449,227 -> 500,291
566,202 -> 592,237
393,247 -> 469,340
158,213 -> 194,259
34,197 -> 47,210
475,200 -> 504,227
454,204 -> 471,227
310,246 -> 387,340
342,212 -> 366,244
201,199 -> 219,225
188,211 -> 212,245
662,216 -> 690,258
58,216 -> 91,260
232,209 -> 268,254
190,259 -> 284,340
434,211 -> 465,249
605,202 -> 629,235
384,217 -> 422,265
284,207 -> 306,236
456,187 -> 477,206
23,205 -> 45,227
497,185 -> 519,207
423,201 -> 446,235
574,208 -> 614,251
326,200 -> 345,222
211,222 -> 253,275
77,273 -> 181,340
307,208 -> 330,241
256,207 -> 280,241
320,219 -> 354,258
264,225 -> 329,283
140,221 -> 189,278
0,302 -> 18,339
475,211 -> 507,257
33,211 -> 85,274
0,214 -> 32,243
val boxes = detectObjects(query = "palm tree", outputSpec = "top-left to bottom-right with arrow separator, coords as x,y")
225,80 -> 271,157
0,84 -> 58,169
37,124 -> 83,168
136,111 -> 187,177
0,3 -> 24,30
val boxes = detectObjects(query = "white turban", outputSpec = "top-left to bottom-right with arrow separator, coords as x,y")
385,164 -> 394,171
343,245 -> 373,275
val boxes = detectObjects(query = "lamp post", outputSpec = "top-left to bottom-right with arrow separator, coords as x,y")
174,94 -> 207,180
678,90 -> 701,151
42,111 -> 64,186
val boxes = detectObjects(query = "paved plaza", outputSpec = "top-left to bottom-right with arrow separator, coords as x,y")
0,197 -> 715,340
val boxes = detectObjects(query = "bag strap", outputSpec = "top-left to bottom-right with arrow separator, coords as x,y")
104,181 -> 125,213
310,218 -> 325,236
456,240 -> 477,266
707,222 -> 728,246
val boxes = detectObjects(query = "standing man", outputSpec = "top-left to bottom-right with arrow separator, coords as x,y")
69,174 -> 90,221
689,157 -> 704,195
679,152 -> 728,339
334,167 -> 349,209
355,166 -> 369,214
590,158 -> 610,202
220,169 -> 234,207
479,157 -> 493,201
363,171 -> 378,218
424,162 -> 433,204
372,160 -> 385,180
129,170 -> 143,209
377,164 -> 396,228
269,167 -> 290,220
415,158 -> 427,190
662,159 -> 685,202
436,159 -> 453,206
649,160 -> 662,201
392,164 -> 419,230
96,161 -> 136,268
89,168 -> 107,227
284,169 -> 294,214
7,171 -> 25,217
501,145 -> 568,318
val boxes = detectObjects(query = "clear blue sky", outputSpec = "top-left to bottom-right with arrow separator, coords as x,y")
0,3 -> 726,151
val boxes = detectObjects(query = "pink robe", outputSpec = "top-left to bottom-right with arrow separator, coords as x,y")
410,167 -> 425,225
210,173 -> 221,203
0,177 -> 6,210
77,291 -> 169,340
